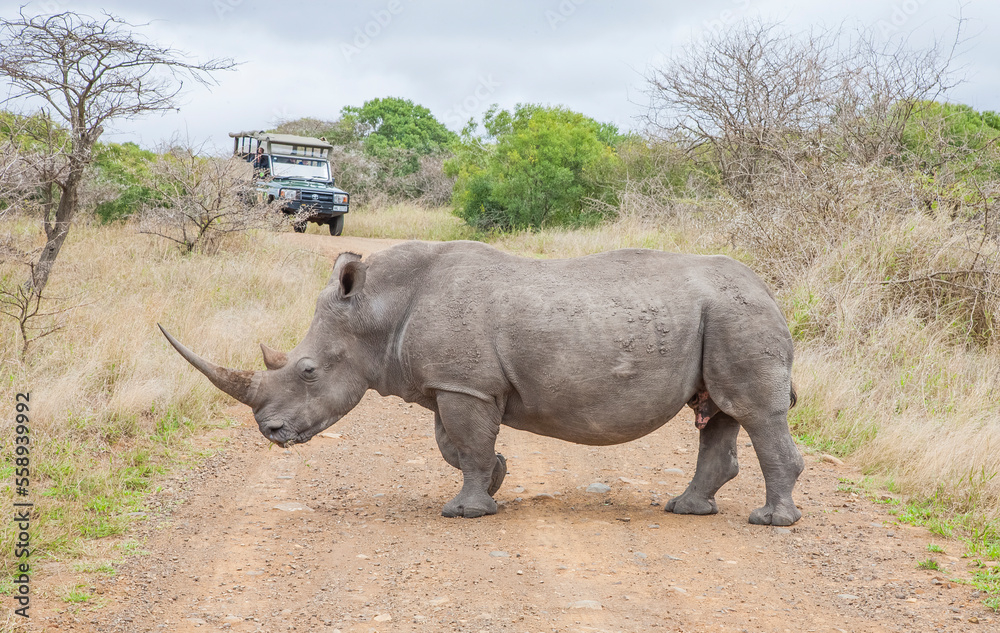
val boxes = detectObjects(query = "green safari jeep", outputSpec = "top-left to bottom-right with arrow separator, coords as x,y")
230,131 -> 350,235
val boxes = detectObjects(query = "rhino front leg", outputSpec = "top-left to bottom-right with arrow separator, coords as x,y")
435,392 -> 504,518
434,412 -> 507,496
666,412 -> 740,515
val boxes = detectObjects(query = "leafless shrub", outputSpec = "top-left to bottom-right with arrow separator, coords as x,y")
271,117 -> 337,138
327,144 -> 454,209
585,177 -> 691,226
326,144 -> 380,207
0,253 -> 89,359
831,27 -> 960,166
0,141 -> 32,218
647,20 -> 840,204
398,154 -> 455,207
0,112 -> 69,222
581,137 -> 720,228
645,18 -> 960,207
138,146 -> 280,254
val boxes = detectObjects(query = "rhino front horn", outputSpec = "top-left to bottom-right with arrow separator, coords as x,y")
158,324 -> 260,406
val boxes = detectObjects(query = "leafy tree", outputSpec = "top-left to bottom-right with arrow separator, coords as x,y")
446,104 -> 620,231
341,97 -> 457,157
272,100 -> 458,202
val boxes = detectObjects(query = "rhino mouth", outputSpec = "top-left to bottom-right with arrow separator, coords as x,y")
263,416 -> 343,448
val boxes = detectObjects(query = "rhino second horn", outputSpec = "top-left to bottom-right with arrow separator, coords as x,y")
260,343 -> 288,370
158,324 -> 259,406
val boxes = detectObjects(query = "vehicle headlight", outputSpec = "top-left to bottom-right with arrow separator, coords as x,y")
279,189 -> 300,200
333,194 -> 348,205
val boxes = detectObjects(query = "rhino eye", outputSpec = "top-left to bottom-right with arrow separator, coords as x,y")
296,358 -> 319,382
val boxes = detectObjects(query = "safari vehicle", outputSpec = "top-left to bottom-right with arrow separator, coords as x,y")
230,131 -> 349,235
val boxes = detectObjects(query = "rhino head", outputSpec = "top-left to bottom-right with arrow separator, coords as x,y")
159,253 -> 371,447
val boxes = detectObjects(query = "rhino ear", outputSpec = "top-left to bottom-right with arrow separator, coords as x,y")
330,251 -> 366,299
339,260 -> 367,298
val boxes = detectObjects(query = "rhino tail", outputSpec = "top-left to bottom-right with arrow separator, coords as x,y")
789,384 -> 798,409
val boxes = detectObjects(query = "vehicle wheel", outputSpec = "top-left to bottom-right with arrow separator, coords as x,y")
329,214 -> 344,236
293,221 -> 307,233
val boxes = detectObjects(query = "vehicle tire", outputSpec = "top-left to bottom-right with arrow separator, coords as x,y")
329,214 -> 344,236
293,221 -> 307,233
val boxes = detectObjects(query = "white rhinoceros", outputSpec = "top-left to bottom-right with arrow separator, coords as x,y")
161,240 -> 803,525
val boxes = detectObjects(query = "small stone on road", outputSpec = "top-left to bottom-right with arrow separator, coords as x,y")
273,501 -> 313,512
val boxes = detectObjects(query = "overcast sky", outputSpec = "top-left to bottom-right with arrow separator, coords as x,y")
2,0 -> 997,151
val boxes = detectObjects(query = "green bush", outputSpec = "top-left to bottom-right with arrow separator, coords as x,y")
92,142 -> 159,222
901,101 -> 1000,182
446,104 -> 621,231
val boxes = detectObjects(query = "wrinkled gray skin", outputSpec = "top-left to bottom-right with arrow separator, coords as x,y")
160,240 -> 804,525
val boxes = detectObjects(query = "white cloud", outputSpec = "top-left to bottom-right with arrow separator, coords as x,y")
6,0 -> 997,151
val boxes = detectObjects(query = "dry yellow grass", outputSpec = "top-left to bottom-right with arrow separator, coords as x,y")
489,212 -> 717,258
2,219 -> 328,422
336,200 -> 473,241
2,199 -> 998,594
0,217 -> 330,580
783,212 -> 1000,525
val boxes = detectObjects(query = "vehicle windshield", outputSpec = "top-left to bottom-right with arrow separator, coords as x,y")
270,156 -> 331,180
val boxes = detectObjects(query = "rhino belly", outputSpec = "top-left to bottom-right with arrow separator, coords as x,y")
500,372 -> 693,446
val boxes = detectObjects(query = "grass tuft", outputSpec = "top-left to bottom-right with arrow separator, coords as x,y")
917,558 -> 942,571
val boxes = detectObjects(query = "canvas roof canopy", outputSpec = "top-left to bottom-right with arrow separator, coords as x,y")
229,131 -> 333,150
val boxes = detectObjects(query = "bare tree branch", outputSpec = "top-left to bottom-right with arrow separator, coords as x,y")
0,10 -> 236,294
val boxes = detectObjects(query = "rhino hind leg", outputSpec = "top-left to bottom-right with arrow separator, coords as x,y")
743,416 -> 804,526
666,412 -> 740,515
434,393 -> 502,519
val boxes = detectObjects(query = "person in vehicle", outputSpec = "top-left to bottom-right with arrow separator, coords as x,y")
254,146 -> 270,176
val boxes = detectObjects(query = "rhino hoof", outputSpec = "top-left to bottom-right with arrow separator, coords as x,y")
487,453 -> 507,497
442,496 -> 498,519
749,504 -> 801,526
665,493 -> 718,515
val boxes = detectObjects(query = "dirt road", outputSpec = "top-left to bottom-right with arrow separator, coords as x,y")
36,235 -> 993,632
